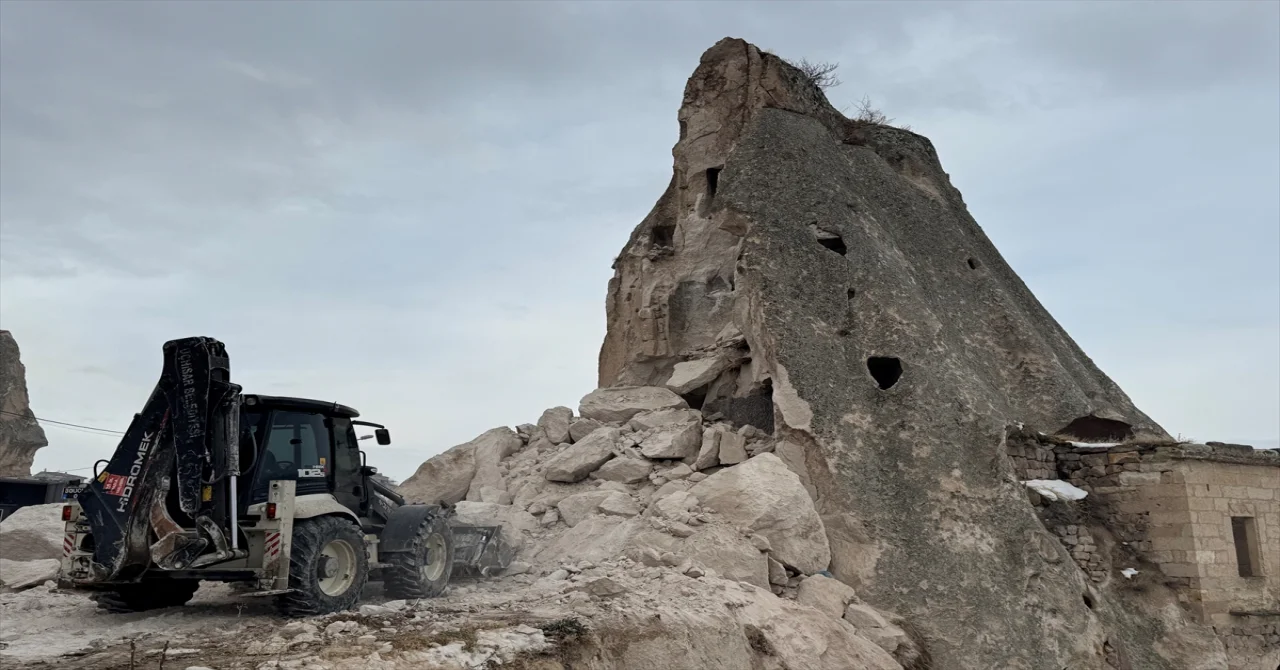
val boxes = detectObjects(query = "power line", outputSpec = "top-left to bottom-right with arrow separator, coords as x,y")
0,409 -> 124,435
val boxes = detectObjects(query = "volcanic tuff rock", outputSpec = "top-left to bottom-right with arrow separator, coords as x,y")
0,330 -> 47,477
597,37 -> 1210,668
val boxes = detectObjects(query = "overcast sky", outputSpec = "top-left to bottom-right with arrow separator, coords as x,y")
1,1 -> 1277,481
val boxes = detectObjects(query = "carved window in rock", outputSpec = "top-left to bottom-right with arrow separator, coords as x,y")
697,167 -> 722,217
1231,516 -> 1263,578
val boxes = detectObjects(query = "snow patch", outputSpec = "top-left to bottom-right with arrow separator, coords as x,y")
1024,479 -> 1088,502
1120,568 -> 1139,579
1069,441 -> 1120,450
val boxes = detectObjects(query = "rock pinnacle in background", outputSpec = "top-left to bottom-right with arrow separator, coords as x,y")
0,330 -> 48,477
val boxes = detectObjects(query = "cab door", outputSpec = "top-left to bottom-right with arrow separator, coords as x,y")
328,417 -> 366,514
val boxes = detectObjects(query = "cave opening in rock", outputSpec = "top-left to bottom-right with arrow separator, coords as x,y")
967,257 -> 982,270
1082,593 -> 1095,610
847,288 -> 857,301
681,382 -> 711,411
651,224 -> 675,249
813,228 -> 848,256
679,119 -> 688,140
705,167 -> 720,199
1057,416 -> 1133,442
704,378 -> 774,434
867,356 -> 903,390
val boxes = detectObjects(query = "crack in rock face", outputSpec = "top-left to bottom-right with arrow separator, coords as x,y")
595,36 -> 1219,670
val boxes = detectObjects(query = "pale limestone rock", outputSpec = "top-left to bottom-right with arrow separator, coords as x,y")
451,502 -> 538,552
693,428 -> 721,470
665,355 -> 738,395
555,490 -> 615,527
716,430 -> 748,465
843,603 -> 911,658
797,574 -> 859,620
628,407 -> 701,432
598,492 -> 640,518
652,490 -> 699,520
774,440 -> 816,500
511,480 -> 543,508
843,601 -> 891,629
768,557 -> 788,586
0,558 -> 58,590
0,503 -> 63,561
537,406 -> 574,445
398,443 -> 477,505
471,485 -> 513,505
465,427 -> 523,502
690,453 -> 830,574
680,525 -> 768,588
639,421 -> 702,460
593,457 -> 653,484
651,480 -> 692,503
665,463 -> 694,480
543,428 -> 619,483
578,386 -> 688,424
528,436 -> 555,453
568,418 -> 604,443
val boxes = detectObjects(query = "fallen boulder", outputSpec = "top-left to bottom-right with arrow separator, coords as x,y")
579,386 -> 688,424
639,420 -> 702,460
665,354 -> 737,395
797,574 -> 859,620
716,430 -> 748,465
691,453 -> 830,574
569,417 -> 604,442
593,456 -> 653,484
679,524 -> 768,588
0,558 -> 59,590
556,490 -> 616,527
0,503 -> 63,561
537,406 -> 574,445
845,603 -> 914,660
544,427 -> 620,483
465,427 -> 523,502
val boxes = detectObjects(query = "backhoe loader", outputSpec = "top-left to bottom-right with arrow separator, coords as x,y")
58,337 -> 511,615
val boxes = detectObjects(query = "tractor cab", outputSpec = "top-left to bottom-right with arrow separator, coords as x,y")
239,395 -> 390,516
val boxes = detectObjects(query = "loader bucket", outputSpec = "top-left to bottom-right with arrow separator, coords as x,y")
449,524 -> 513,576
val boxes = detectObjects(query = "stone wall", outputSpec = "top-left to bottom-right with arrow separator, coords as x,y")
1047,440 -> 1279,670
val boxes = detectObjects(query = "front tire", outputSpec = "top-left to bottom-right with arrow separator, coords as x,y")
93,579 -> 200,613
276,516 -> 369,616
384,515 -> 454,599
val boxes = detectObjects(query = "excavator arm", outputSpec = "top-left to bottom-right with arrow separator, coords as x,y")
76,337 -> 242,581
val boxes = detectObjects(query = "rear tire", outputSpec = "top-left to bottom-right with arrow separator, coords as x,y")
93,579 -> 200,613
276,516 -> 369,616
384,516 -> 454,599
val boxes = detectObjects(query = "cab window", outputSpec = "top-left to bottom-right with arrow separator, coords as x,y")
251,410 -> 331,500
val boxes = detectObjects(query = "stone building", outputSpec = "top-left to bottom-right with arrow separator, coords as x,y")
1009,434 -> 1280,668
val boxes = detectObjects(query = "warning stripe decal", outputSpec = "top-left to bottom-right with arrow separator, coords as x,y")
265,532 -> 281,558
63,535 -> 75,556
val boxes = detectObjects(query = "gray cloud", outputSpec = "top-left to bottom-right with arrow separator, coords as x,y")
2,1 -> 1276,479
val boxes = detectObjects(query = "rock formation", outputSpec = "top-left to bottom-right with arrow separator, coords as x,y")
0,330 -> 47,477
597,37 -> 1217,669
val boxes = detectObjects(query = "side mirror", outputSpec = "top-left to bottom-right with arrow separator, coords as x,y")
375,428 -> 391,445
360,465 -> 378,477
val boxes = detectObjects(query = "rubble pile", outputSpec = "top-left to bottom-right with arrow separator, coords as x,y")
395,385 -> 924,668
0,503 -> 64,589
